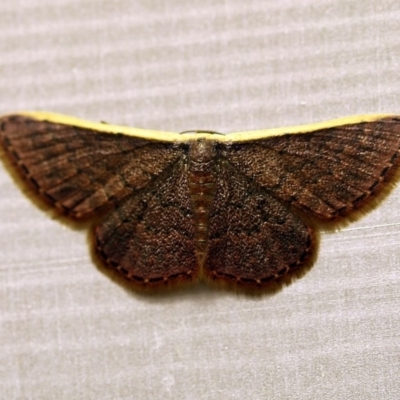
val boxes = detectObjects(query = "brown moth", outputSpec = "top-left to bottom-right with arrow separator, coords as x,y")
1,112 -> 400,291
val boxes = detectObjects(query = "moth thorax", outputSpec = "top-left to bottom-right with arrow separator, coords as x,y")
187,139 -> 217,265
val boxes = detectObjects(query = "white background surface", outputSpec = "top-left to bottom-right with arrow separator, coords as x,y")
1,1 -> 400,399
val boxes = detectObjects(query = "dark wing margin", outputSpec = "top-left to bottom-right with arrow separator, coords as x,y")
222,117 -> 400,220
0,114 -> 182,219
95,159 -> 198,288
204,159 -> 314,289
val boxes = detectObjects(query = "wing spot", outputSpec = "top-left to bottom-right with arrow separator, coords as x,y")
28,176 -> 40,189
149,277 -> 163,283
20,163 -> 29,175
132,275 -> 145,283
261,276 -> 274,283
389,151 -> 399,164
369,180 -> 380,192
118,266 -> 129,275
381,165 -> 390,177
274,267 -> 287,278
58,203 -> 69,213
43,192 -> 56,203
11,150 -> 21,161
336,207 -> 347,215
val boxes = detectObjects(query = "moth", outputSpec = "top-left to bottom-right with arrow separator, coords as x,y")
1,112 -> 400,291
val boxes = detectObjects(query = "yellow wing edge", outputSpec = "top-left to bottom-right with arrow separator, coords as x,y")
2,111 -> 395,142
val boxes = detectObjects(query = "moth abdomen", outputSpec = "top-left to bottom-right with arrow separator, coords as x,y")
187,139 -> 217,264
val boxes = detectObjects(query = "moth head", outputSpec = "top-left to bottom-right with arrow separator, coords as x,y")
179,130 -> 225,136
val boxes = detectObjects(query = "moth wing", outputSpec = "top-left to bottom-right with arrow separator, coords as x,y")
204,159 -> 313,289
94,158 -> 198,288
223,117 -> 400,220
0,113 -> 182,219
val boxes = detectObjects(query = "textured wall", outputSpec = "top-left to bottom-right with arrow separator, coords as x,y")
1,1 -> 400,399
